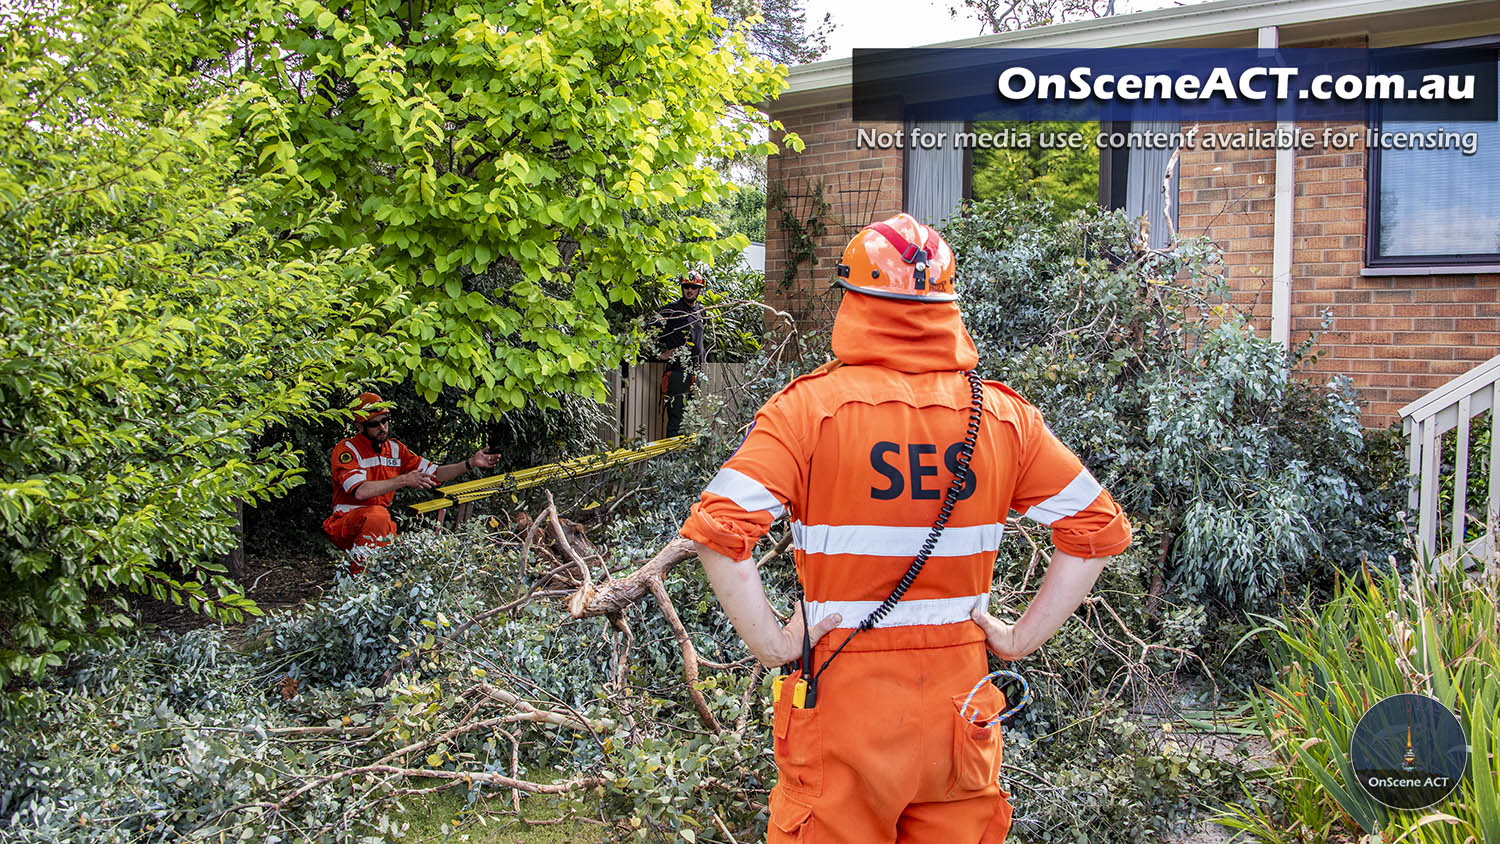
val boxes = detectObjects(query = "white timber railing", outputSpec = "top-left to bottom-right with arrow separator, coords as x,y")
1400,353 -> 1500,568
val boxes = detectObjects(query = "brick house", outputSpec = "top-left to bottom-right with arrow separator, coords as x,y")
763,0 -> 1500,429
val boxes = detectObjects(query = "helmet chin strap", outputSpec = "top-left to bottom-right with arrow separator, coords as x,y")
864,221 -> 939,289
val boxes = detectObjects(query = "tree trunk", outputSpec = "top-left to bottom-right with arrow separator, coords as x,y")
217,499 -> 246,583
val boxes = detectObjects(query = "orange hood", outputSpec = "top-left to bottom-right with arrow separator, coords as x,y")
830,290 -> 979,373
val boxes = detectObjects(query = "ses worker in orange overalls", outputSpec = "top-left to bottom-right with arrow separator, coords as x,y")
680,214 -> 1132,843
322,392 -> 499,574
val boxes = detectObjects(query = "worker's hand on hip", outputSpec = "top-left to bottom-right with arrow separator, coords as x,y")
971,607 -> 1028,661
401,470 -> 439,490
759,606 -> 843,669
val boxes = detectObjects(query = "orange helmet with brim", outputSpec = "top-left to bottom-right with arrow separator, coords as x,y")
834,213 -> 956,303
352,392 -> 390,424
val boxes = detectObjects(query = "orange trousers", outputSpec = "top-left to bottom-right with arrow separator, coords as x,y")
322,506 -> 396,575
766,631 -> 1012,844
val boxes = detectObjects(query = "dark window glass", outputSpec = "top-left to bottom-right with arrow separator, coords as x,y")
1370,56 -> 1500,265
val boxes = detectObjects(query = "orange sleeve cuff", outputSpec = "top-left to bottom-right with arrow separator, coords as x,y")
679,499 -> 773,561
1051,508 -> 1133,559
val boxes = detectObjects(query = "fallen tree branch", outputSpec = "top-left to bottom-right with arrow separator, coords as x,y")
267,765 -> 605,811
266,724 -> 377,738
608,611 -> 634,691
698,655 -> 754,671
712,809 -> 741,844
515,504 -> 549,593
547,490 -> 593,615
470,682 -> 613,733
646,576 -> 722,733
568,536 -> 696,617
735,663 -> 765,733
755,531 -> 793,569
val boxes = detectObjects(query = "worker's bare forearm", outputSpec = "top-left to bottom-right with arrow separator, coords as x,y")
695,542 -> 792,666
354,477 -> 407,499
430,461 -> 468,484
1011,549 -> 1109,655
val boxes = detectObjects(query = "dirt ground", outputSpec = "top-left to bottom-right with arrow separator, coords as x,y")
129,550 -> 337,633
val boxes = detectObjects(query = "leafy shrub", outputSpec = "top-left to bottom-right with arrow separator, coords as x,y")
2,333 -> 1263,843
0,524 -> 594,843
0,0 -> 401,687
200,0 -> 794,416
700,262 -> 770,363
946,198 -> 1403,612
1437,412 -> 1494,545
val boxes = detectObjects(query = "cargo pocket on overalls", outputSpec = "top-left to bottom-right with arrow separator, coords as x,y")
979,786 -> 1014,842
772,672 -> 824,797
948,681 -> 1005,797
767,786 -> 815,842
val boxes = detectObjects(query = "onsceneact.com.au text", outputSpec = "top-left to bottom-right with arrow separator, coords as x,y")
857,125 -> 1481,155
996,67 -> 1477,103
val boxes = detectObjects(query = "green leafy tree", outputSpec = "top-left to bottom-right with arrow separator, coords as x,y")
197,0 -> 797,417
0,0 -> 401,686
970,120 -> 1100,219
715,181 -> 768,244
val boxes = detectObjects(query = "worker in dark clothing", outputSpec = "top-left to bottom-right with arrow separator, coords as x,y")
652,271 -> 708,436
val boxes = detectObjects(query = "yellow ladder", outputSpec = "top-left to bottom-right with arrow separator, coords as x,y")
409,435 -> 696,527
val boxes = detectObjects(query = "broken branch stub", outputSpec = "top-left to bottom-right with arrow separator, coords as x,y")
568,536 -> 697,618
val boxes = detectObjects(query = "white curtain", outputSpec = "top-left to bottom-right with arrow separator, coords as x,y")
904,120 -> 966,228
1124,119 -> 1179,249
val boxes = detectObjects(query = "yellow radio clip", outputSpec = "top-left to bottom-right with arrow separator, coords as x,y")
772,674 -> 808,709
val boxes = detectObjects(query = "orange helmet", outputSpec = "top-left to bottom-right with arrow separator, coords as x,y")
352,392 -> 389,423
834,213 -> 956,303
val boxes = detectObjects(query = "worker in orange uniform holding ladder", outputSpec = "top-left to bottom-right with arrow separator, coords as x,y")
679,214 -> 1132,843
323,392 -> 498,574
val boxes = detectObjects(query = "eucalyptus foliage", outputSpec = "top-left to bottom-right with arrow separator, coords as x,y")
0,515 -> 1247,844
0,1 -> 403,687
947,199 -> 1402,611
0,528 -> 549,843
1,320 -> 1260,843
189,0 -> 797,416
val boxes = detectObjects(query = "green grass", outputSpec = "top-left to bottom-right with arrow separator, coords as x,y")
391,781 -> 598,843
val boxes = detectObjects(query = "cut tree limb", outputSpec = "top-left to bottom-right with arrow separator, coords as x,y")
756,531 -> 793,569
267,765 -> 604,811
567,536 -> 696,618
646,576 -> 722,733
470,682 -> 613,732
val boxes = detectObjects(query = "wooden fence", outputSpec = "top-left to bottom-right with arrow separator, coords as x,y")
601,362 -> 755,445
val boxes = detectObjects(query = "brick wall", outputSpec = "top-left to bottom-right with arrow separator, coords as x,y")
772,105 -> 1499,427
1176,122 -> 1279,329
765,101 -> 904,333
1287,123 -> 1500,426
1171,120 -> 1500,428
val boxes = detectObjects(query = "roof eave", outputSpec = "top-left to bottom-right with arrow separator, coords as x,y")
770,0 -> 1494,112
